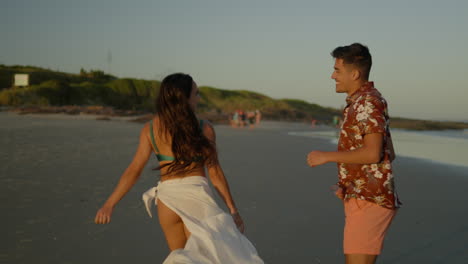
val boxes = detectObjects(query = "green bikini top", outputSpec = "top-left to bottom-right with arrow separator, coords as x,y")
149,120 -> 204,162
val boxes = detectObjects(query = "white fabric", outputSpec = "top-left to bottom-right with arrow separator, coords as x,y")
142,176 -> 264,264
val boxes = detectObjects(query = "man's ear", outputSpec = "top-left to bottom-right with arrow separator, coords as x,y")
352,69 -> 361,81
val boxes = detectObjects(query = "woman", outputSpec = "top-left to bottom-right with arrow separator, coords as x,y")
94,73 -> 263,264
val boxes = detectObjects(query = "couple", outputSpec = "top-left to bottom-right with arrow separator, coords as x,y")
95,43 -> 400,264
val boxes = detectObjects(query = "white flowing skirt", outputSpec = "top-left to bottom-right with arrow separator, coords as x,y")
142,176 -> 264,264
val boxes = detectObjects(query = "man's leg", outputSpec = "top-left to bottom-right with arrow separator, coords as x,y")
345,254 -> 377,264
343,199 -> 396,263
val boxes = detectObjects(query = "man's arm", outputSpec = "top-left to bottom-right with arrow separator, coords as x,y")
307,133 -> 383,167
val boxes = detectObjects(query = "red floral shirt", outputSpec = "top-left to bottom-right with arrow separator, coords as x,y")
336,82 -> 400,209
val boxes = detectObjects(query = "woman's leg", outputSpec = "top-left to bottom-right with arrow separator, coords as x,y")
157,199 -> 191,251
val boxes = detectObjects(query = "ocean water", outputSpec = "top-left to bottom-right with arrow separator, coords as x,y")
288,128 -> 468,168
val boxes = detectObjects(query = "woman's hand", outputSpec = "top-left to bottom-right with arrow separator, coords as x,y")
95,205 -> 114,224
231,212 -> 245,233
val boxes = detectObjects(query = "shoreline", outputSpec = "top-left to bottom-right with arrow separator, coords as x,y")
2,106 -> 467,131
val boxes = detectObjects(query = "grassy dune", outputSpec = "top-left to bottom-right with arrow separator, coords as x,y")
1,65 -> 467,130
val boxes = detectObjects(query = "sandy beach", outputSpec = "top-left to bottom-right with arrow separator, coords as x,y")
2,112 -> 468,263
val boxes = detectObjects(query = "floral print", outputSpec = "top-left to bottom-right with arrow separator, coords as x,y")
336,82 -> 400,209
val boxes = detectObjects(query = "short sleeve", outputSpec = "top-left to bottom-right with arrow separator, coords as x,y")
356,95 -> 387,136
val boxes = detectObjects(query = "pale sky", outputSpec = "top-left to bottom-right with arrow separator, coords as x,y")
2,0 -> 468,121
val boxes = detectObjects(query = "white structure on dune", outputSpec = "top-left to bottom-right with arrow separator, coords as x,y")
14,74 -> 29,87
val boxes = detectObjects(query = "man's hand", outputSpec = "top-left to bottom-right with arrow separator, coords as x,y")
307,151 -> 329,167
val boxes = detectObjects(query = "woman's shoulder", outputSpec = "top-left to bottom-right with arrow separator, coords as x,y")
141,115 -> 159,134
199,118 -> 213,129
199,119 -> 216,139
145,115 -> 160,127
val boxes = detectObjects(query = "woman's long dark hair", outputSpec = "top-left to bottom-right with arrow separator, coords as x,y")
155,73 -> 218,175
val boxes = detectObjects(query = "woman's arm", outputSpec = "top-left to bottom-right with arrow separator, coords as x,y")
207,163 -> 239,214
95,124 -> 153,224
203,123 -> 244,232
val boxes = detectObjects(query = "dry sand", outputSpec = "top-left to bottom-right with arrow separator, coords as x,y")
1,112 -> 468,263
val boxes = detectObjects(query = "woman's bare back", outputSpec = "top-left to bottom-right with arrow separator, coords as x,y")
148,117 -> 206,181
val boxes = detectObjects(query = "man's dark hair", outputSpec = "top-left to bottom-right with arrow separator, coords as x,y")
331,43 -> 372,80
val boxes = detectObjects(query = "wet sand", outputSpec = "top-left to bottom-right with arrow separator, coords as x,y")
1,112 -> 468,263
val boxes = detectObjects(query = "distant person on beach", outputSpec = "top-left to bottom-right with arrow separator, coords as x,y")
332,115 -> 343,138
231,111 -> 239,127
332,115 -> 341,128
255,109 -> 262,125
311,117 -> 317,128
247,110 -> 256,129
239,110 -> 246,127
307,43 -> 400,264
95,73 -> 263,263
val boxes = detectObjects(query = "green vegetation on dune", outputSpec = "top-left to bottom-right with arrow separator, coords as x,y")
280,99 -> 341,121
199,86 -> 286,112
198,87 -> 340,122
0,65 -> 159,111
0,65 -> 116,91
104,78 -> 159,110
1,65 -> 466,130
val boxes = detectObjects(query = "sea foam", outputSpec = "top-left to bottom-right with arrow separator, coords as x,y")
289,129 -> 468,168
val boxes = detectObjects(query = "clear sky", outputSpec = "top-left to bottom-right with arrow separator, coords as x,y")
2,0 -> 467,121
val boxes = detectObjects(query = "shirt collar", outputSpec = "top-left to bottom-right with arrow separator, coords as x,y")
345,81 -> 375,105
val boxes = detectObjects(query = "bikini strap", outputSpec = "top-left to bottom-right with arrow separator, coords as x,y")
149,121 -> 160,153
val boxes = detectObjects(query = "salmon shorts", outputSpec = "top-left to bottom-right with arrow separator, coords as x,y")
343,198 -> 396,255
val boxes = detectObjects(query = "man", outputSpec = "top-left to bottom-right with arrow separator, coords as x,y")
307,43 -> 400,264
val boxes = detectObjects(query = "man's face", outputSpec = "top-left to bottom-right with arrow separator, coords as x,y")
331,58 -> 354,94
